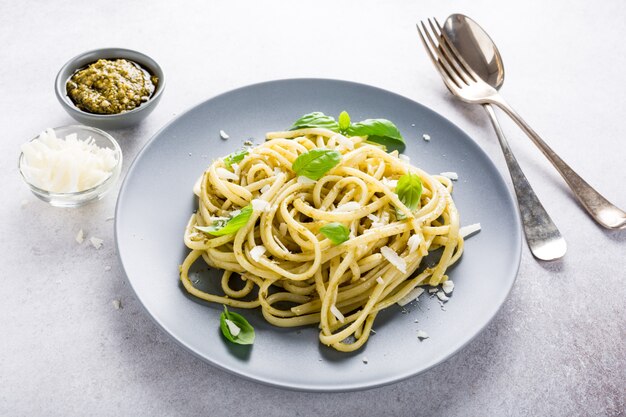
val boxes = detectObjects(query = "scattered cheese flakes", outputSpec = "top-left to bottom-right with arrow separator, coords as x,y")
376,277 -> 385,285
251,198 -> 270,212
334,202 -> 361,212
104,266 -> 111,272
380,246 -> 406,273
224,319 -> 241,336
330,305 -> 345,323
442,280 -> 455,294
75,229 -> 84,244
229,209 -> 241,217
279,223 -> 288,236
436,291 -> 450,302
90,237 -> 103,249
244,140 -> 254,146
417,330 -> 429,340
260,184 -> 271,194
105,216 -> 115,222
362,356 -> 369,364
231,163 -> 241,176
297,176 -> 316,185
219,130 -> 229,140
216,167 -> 238,181
428,288 -> 438,294
399,154 -> 410,162
440,171 -> 458,180
411,123 -> 416,127
112,300 -> 121,310
422,134 -> 431,141
371,222 -> 385,229
459,223 -> 481,238
397,287 -> 425,306
367,214 -> 380,222
274,167 -> 283,176
408,234 -> 422,253
250,245 -> 266,262
382,178 -> 398,189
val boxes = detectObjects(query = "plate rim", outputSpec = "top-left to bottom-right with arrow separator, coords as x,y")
115,77 -> 522,392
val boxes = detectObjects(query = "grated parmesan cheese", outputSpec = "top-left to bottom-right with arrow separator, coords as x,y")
75,229 -> 84,244
216,167 -> 238,181
330,305 -> 345,323
224,319 -> 241,336
367,214 -> 379,222
442,280 -> 455,294
219,130 -> 229,140
90,237 -> 103,249
399,154 -> 410,162
362,356 -> 369,364
428,288 -> 438,294
334,202 -> 361,212
407,234 -> 422,253
20,128 -> 118,193
459,223 -> 481,238
274,167 -> 283,176
380,246 -> 406,273
423,134 -> 431,141
104,266 -> 111,272
376,277 -> 385,285
297,176 -> 316,185
250,245 -> 266,262
112,300 -> 121,310
440,171 -> 458,181
417,330 -> 429,340
251,198 -> 270,212
436,291 -> 449,302
397,287 -> 425,306
260,184 -> 271,194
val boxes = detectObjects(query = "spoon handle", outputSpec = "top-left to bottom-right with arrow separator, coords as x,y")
489,96 -> 626,230
483,104 -> 566,260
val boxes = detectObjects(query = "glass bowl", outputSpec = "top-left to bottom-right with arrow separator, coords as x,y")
18,125 -> 122,207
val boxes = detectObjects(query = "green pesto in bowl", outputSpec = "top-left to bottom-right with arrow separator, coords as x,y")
66,58 -> 158,115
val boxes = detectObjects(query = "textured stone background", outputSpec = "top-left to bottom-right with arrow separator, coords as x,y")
1,0 -> 624,416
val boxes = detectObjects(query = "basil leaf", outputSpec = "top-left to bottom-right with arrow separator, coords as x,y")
396,173 -> 423,211
220,305 -> 255,345
292,149 -> 341,180
195,204 -> 253,236
224,149 -> 248,169
346,119 -> 405,152
290,112 -> 339,132
338,111 -> 351,132
320,222 -> 350,245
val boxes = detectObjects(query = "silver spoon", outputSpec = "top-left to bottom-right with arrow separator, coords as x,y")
442,14 -> 566,260
436,14 -> 626,230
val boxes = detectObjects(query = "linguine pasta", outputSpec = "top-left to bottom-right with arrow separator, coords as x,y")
180,127 -> 464,352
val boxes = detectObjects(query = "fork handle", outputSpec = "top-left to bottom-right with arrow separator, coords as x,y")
483,104 -> 566,260
489,96 -> 626,230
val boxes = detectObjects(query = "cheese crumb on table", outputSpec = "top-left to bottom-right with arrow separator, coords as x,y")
417,330 -> 429,340
219,130 -> 229,140
90,237 -> 103,249
112,300 -> 121,309
75,229 -> 84,244
422,133 -> 431,141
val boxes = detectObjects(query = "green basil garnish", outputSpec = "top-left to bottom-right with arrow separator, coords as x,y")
224,149 -> 248,169
346,118 -> 405,152
195,204 -> 253,236
292,149 -> 341,180
320,222 -> 350,245
397,173 -> 423,212
290,112 -> 339,132
220,305 -> 255,345
338,110 -> 351,132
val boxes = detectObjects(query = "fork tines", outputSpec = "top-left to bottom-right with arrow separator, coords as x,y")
416,18 -> 478,89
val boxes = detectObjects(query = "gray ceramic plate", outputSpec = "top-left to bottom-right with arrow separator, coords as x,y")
115,79 -> 521,392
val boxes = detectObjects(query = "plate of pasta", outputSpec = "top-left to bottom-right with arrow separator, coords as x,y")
116,79 -> 521,391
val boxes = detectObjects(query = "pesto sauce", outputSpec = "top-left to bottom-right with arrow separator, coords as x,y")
66,59 -> 158,115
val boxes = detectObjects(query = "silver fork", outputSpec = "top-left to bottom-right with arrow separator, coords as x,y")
417,18 -> 626,231
417,19 -> 565,260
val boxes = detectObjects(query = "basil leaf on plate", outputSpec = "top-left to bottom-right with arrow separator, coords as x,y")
292,149 -> 341,180
338,111 -> 351,132
220,305 -> 255,345
346,118 -> 405,152
224,149 -> 248,169
290,112 -> 339,132
320,222 -> 350,245
396,173 -> 423,211
195,204 -> 253,236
